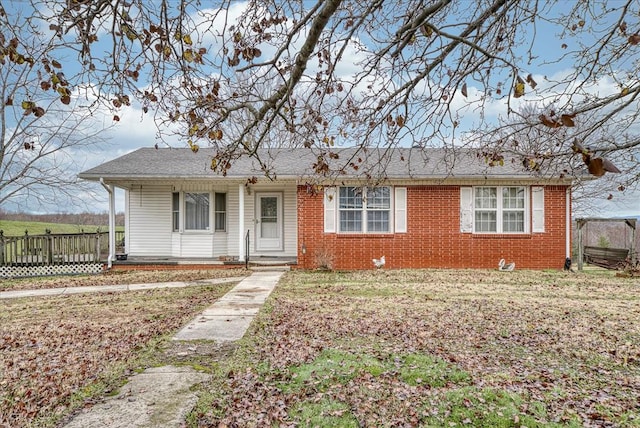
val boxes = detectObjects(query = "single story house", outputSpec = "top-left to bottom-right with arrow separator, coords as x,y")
78,147 -> 574,270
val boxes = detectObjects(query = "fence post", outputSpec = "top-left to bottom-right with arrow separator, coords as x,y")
46,229 -> 53,264
96,232 -> 101,263
0,230 -> 4,266
24,230 -> 30,266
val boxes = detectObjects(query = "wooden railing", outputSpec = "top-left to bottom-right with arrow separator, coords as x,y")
0,230 -> 125,266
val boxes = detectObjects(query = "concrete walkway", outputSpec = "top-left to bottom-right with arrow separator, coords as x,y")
60,270 -> 285,428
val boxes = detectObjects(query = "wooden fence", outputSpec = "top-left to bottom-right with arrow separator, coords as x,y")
0,230 -> 125,266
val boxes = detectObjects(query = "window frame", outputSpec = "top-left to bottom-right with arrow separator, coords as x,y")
473,186 -> 528,234
337,186 -> 393,234
172,192 -> 180,232
214,192 -> 227,232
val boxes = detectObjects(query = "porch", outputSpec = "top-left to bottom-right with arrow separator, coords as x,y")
108,255 -> 298,271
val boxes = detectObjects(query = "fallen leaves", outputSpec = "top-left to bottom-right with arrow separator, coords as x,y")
200,269 -> 640,426
0,276 -> 237,427
0,268 -> 245,292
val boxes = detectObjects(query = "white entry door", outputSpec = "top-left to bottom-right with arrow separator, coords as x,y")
255,193 -> 283,251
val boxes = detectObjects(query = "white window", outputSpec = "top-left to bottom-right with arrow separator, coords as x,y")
214,193 -> 227,232
474,186 -> 526,233
184,192 -> 210,230
338,186 -> 391,233
172,192 -> 180,232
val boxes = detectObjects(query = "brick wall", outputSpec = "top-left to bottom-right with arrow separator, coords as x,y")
297,185 -> 570,270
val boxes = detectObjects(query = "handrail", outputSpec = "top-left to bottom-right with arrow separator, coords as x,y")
245,229 -> 250,269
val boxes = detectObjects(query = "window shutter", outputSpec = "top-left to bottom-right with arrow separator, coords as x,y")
532,186 -> 545,232
460,187 -> 473,232
394,187 -> 407,233
324,187 -> 337,233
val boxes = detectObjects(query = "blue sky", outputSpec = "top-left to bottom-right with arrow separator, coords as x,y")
2,1 -> 638,218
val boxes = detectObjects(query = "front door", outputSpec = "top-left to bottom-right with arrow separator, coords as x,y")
256,193 -> 283,251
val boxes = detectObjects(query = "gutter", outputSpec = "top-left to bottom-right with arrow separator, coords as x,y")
100,178 -> 116,269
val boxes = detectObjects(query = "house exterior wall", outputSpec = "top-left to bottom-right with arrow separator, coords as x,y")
297,184 -> 569,270
127,185 -> 173,256
124,182 -> 298,259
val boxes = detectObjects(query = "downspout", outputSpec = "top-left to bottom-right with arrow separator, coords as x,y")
566,187 -> 571,262
100,178 -> 116,269
238,183 -> 245,262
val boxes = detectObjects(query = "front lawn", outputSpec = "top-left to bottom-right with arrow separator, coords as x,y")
0,274 -> 238,427
194,269 -> 640,427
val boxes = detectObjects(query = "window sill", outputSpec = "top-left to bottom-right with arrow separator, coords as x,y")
471,233 -> 532,239
335,232 -> 394,237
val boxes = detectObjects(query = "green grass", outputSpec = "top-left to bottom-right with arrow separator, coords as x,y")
422,386 -> 579,427
290,399 -> 359,427
399,353 -> 471,387
283,348 -> 388,393
0,220 -> 121,236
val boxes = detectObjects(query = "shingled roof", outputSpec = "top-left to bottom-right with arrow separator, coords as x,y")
78,146 -> 569,182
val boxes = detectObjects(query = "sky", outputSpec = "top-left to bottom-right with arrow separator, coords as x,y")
1,1 -> 638,218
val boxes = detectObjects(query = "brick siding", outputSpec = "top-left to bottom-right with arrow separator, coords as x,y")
297,185 -> 570,270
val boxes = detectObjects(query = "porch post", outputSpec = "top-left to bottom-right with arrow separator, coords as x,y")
100,178 -> 116,268
238,183 -> 245,262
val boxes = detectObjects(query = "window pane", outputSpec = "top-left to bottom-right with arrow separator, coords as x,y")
503,211 -> 524,232
340,211 -> 362,232
339,187 -> 362,209
215,193 -> 226,211
475,211 -> 497,232
215,193 -> 226,231
503,187 -> 525,209
367,211 -> 389,232
172,192 -> 179,231
475,187 -> 497,209
185,193 -> 209,230
366,187 -> 390,209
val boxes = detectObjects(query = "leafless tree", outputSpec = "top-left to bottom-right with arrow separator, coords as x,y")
13,1 -> 640,196
0,4 -> 111,211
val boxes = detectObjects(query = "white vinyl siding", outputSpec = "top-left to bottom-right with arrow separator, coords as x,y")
226,188 -> 241,256
180,234 -> 214,257
127,186 -> 172,256
282,186 -> 298,255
